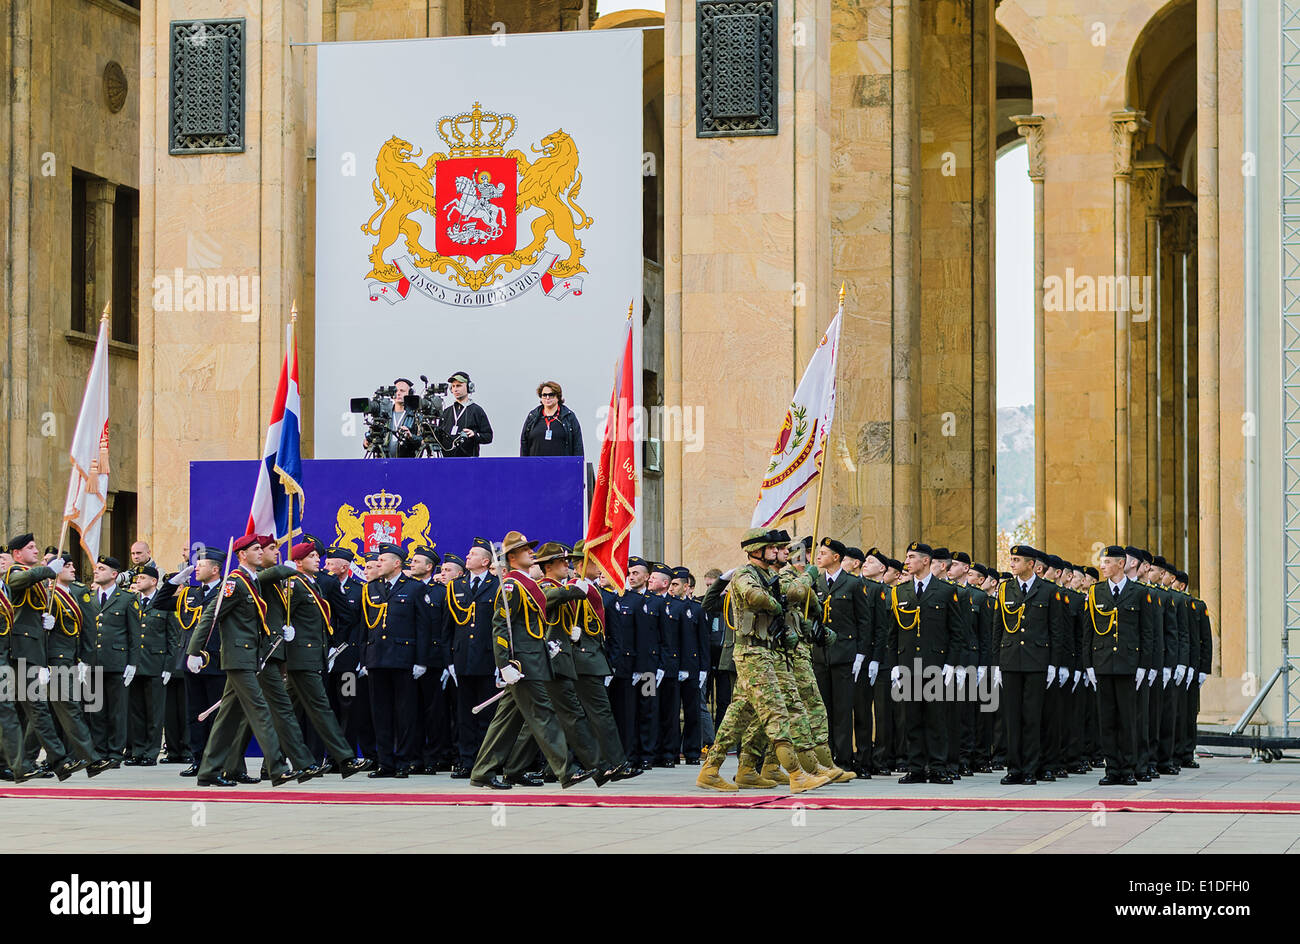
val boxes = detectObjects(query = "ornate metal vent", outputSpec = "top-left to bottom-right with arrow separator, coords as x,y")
696,1 -> 777,138
169,18 -> 245,154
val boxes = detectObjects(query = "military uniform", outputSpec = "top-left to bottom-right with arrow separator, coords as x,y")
808,546 -> 872,770
632,578 -> 665,767
603,578 -> 638,757
446,567 -> 500,772
0,591 -> 35,778
5,561 -> 77,771
178,579 -> 226,769
127,581 -> 180,762
565,550 -> 630,776
39,581 -> 103,768
677,576 -> 710,762
1181,584 -> 1212,766
654,575 -> 684,765
84,579 -> 143,764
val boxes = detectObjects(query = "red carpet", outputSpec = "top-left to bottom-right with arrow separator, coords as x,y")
3,785 -> 1299,814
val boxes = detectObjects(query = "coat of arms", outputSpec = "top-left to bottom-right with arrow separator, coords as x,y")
362,102 -> 591,308
333,489 -> 433,556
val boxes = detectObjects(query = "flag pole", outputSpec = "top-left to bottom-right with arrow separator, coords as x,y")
808,282 -> 845,552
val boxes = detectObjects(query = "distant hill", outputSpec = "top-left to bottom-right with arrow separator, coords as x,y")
997,404 -> 1034,533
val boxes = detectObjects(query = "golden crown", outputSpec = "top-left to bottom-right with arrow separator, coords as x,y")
437,102 -> 517,158
363,489 -> 402,513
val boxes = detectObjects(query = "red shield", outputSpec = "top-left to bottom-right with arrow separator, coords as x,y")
435,156 -> 517,262
363,514 -> 402,553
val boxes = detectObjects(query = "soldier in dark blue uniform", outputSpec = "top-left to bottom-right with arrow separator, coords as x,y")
627,558 -> 661,769
673,567 -> 709,764
178,547 -> 228,777
651,563 -> 682,766
126,564 -> 184,764
446,538 -> 499,777
320,547 -> 370,764
603,559 -> 640,760
405,545 -> 449,774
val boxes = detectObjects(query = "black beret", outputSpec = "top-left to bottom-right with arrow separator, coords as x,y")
1084,566 -> 1100,580
410,546 -> 440,565
376,543 -> 405,561
97,555 -> 123,572
951,551 -> 971,565
819,537 -> 847,558
394,377 -> 414,388
843,546 -> 865,563
1151,555 -> 1169,570
43,546 -> 59,556
6,532 -> 34,552
970,563 -> 989,578
801,536 -> 813,551
1008,544 -> 1038,561
1124,545 -> 1152,565
1001,571 -> 1014,580
866,547 -> 890,566
1176,570 -> 1189,584
325,546 -> 355,562
137,564 -> 159,579
888,558 -> 904,571
930,546 -> 951,561
906,541 -> 933,557
1046,554 -> 1064,570
770,529 -> 792,544
1102,545 -> 1126,558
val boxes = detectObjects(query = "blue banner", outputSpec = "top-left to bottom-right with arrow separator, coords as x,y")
189,457 -> 585,560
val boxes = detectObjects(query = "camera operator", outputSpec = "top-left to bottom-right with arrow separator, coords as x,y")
438,371 -> 493,457
519,380 -> 584,459
388,378 -> 420,458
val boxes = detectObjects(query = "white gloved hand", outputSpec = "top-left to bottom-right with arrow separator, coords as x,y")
500,663 -> 523,685
122,664 -> 136,686
327,647 -> 340,671
942,664 -> 954,687
852,653 -> 865,681
604,675 -> 613,687
677,670 -> 688,682
546,640 -> 562,658
655,669 -> 664,687
569,626 -> 582,643
976,666 -> 986,687
358,666 -> 368,678
1174,665 -> 1186,684
1046,665 -> 1056,688
1135,668 -> 1145,690
699,670 -> 707,688
573,577 -> 591,593
993,666 -> 1003,689
187,655 -> 204,674
76,662 -> 89,684
168,565 -> 195,586
1162,667 -> 1171,688
282,624 -> 296,642
1057,666 -> 1069,686
1198,671 -> 1207,686
890,665 -> 902,687
440,668 -> 450,688
412,664 -> 426,680
41,613 -> 55,630
448,664 -> 457,686
1071,671 -> 1081,692
1086,667 -> 1097,687
720,568 -> 736,581
868,661 -> 879,686
161,671 -> 172,685
1147,668 -> 1157,685
38,667 -> 50,687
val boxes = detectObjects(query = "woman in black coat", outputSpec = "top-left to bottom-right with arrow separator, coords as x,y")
519,380 -> 584,459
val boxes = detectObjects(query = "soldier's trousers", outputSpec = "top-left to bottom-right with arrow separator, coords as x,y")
287,669 -> 355,764
634,674 -> 659,765
707,649 -> 792,765
680,675 -> 703,760
852,667 -> 874,771
198,669 -> 288,780
127,674 -> 165,759
607,675 -> 636,757
574,673 -> 627,768
162,676 -> 189,759
418,672 -> 456,767
31,675 -> 100,764
257,661 -> 315,770
1135,680 -> 1152,771
185,673 -> 226,761
712,670 -> 733,729
506,676 -> 599,776
813,660 -> 854,766
1146,677 -> 1162,770
1179,681 -> 1200,762
793,651 -> 829,748
454,673 -> 496,768
899,677 -> 947,777
88,675 -> 129,762
1096,674 -> 1138,779
1001,670 -> 1044,781
872,669 -> 904,770
655,677 -> 681,763
763,656 -> 812,749
0,652 -> 37,774
1039,682 -> 1065,774
1069,681 -> 1090,765
369,667 -> 419,771
472,679 -> 570,781
1157,679 -> 1180,766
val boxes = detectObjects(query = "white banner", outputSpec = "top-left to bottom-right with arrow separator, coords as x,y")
314,31 -> 643,466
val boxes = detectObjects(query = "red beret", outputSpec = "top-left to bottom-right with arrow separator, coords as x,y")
290,542 -> 317,562
232,534 -> 259,553
257,534 -> 276,548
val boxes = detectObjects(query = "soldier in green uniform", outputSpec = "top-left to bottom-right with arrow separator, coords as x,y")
83,554 -> 143,767
42,558 -> 112,775
184,534 -> 302,787
470,532 -> 592,789
0,562 -> 43,782
695,528 -> 830,794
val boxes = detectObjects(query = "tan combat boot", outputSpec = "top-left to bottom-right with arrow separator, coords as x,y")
775,741 -> 831,794
760,749 -> 789,785
696,753 -> 739,792
734,753 -> 778,789
815,743 -> 856,782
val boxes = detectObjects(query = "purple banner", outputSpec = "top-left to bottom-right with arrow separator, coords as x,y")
188,457 -> 585,559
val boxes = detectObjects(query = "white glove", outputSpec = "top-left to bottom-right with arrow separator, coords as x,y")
41,613 -> 55,630
286,558 -> 300,571
852,654 -> 865,681
1147,668 -> 1157,685
327,647 -> 340,672
699,670 -> 707,688
168,565 -> 195,586
942,664 -> 954,687
440,668 -> 450,688
868,661 -> 879,686
412,664 -> 427,680
1198,671 -> 1207,686
604,675 -> 613,687
38,667 -> 50,687
500,664 -> 523,685
976,666 -> 986,687
162,671 -> 172,685
1071,671 -> 1081,692
546,640 -> 562,658
187,655 -> 204,674
1086,667 -> 1097,687
1046,665 -> 1056,688
47,557 -> 65,573
890,665 -> 902,687
1162,667 -> 1171,688
1135,668 -> 1145,690
76,662 -> 88,684
569,626 -> 581,642
573,577 -> 591,593
1174,665 -> 1186,684
993,666 -> 1003,689
1057,666 -> 1069,686
655,669 -> 664,687
720,568 -> 736,581
358,666 -> 368,678
677,670 -> 688,682
956,666 -> 968,690
448,664 -> 457,686
122,664 -> 136,686
282,624 -> 296,642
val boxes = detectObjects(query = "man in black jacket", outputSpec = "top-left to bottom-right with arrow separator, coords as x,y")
438,371 -> 493,457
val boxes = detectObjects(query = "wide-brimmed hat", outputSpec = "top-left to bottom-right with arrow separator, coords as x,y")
501,531 -> 538,557
532,542 -> 570,564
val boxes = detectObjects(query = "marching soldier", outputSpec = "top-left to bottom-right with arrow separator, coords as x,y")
178,547 -> 227,777
446,538 -> 499,777
125,564 -> 184,764
671,567 -> 709,765
808,537 -> 871,772
321,547 -> 371,766
42,557 -> 111,776
83,554 -> 143,769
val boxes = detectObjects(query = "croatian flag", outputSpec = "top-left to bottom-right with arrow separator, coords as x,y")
248,318 -> 304,542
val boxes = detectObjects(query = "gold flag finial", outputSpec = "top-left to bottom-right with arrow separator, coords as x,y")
100,302 -> 111,323
626,300 -> 634,322
838,282 -> 845,303
290,299 -> 298,322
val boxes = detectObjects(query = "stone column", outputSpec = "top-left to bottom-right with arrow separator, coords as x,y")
1131,157 -> 1166,548
86,180 -> 118,334
1012,114 -> 1045,547
1111,109 -> 1146,544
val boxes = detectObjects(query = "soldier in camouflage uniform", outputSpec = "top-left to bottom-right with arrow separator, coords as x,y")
695,528 -> 831,794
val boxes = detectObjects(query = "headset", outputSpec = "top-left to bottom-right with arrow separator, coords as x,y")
448,371 -> 475,394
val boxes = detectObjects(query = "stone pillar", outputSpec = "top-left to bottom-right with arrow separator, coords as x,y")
86,180 -> 118,333
1110,109 -> 1145,544
4,0 -> 33,537
1131,157 -> 1165,548
1012,114 -> 1045,547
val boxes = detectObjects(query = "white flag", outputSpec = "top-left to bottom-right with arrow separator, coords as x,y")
751,303 -> 843,527
63,316 -> 111,558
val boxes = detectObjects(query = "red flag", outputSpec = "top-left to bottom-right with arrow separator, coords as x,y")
584,314 -> 636,587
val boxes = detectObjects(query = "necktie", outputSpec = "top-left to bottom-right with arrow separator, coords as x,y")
1112,583 -> 1120,596
472,576 -> 481,595
1021,582 -> 1027,595
100,591 -> 108,606
915,580 -> 922,597
827,575 -> 834,590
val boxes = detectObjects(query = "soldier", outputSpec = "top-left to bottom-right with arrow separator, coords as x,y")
967,563 -> 998,770
931,548 -> 976,778
1179,570 -> 1211,768
649,563 -> 683,766
695,528 -> 830,794
403,545 -> 447,774
360,542 -> 433,777
446,538 -> 499,777
1060,563 -> 1092,775
1080,565 -> 1104,766
699,565 -> 736,733
671,567 -> 709,765
846,547 -> 880,777
178,547 -> 228,777
1151,555 -> 1189,776
600,561 -> 638,760
320,547 -> 370,766
281,542 -> 371,777
625,558 -> 661,769
1123,546 -> 1162,781
43,557 -> 111,776
125,564 -> 185,764
0,568 -> 44,782
870,554 -> 904,775
160,551 -> 192,765
808,537 -> 871,773
81,554 -> 144,769
1085,546 -> 1156,785
951,552 -> 989,773
470,531 -> 592,789
184,534 -> 302,787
